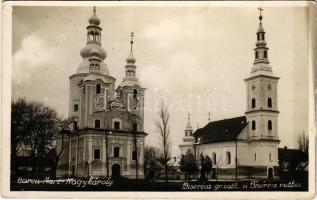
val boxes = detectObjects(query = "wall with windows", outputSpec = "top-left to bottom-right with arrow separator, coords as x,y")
197,141 -> 237,169
246,112 -> 278,139
59,132 -> 145,178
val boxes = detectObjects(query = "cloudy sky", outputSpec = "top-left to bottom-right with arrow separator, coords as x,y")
12,5 -> 310,156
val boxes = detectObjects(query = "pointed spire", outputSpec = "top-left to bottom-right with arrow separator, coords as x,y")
127,32 -> 136,64
185,113 -> 193,131
121,32 -> 139,85
89,6 -> 100,26
130,32 -> 134,53
253,7 -> 270,65
257,7 -> 265,34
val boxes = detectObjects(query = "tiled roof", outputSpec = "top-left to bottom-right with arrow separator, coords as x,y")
193,116 -> 247,144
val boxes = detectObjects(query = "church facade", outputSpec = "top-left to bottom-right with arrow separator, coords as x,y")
56,8 -> 147,179
179,10 -> 280,180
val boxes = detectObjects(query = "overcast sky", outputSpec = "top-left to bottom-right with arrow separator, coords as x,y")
12,5 -> 310,156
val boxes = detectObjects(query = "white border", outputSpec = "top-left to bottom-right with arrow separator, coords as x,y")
1,1 -> 316,199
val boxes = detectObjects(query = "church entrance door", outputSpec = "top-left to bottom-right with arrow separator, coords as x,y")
268,168 -> 273,179
112,164 -> 121,178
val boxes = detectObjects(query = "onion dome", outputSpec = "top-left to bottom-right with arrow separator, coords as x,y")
126,52 -> 136,64
80,44 -> 107,60
77,59 -> 109,75
89,7 -> 100,26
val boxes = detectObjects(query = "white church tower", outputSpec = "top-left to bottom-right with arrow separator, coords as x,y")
244,8 -> 279,141
244,8 -> 280,178
179,114 -> 195,155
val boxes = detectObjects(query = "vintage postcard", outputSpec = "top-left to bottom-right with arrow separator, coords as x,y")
1,1 -> 316,199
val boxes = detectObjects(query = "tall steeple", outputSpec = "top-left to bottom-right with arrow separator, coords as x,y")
250,8 -> 273,76
179,113 -> 195,155
245,8 -> 280,141
121,32 -> 140,86
87,6 -> 102,45
185,113 -> 193,132
77,7 -> 109,75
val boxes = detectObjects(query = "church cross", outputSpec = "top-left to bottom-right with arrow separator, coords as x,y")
258,7 -> 263,21
130,32 -> 134,53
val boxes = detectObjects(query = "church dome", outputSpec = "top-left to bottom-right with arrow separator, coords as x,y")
77,58 -> 110,75
126,52 -> 136,64
80,43 -> 107,60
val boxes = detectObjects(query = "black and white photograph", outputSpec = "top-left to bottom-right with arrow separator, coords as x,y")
1,1 -> 316,199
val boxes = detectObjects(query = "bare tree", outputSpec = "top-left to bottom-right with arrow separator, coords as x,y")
154,101 -> 172,183
297,131 -> 309,153
50,117 -> 73,178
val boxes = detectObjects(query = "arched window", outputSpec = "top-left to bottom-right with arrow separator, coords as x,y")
255,51 -> 259,59
74,104 -> 78,112
252,98 -> 256,108
252,120 -> 256,130
114,121 -> 120,130
226,152 -> 231,164
95,120 -> 100,128
132,150 -> 137,161
264,50 -> 267,58
268,120 -> 272,131
269,153 -> 272,162
96,84 -> 101,94
268,98 -> 272,108
212,153 -> 216,165
89,31 -> 94,41
262,34 -> 265,40
133,89 -> 138,98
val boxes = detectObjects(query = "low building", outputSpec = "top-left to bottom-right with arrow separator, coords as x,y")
278,147 -> 308,172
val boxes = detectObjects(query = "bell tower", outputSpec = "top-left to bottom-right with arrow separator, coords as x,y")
244,8 -> 279,141
69,7 -> 116,130
179,114 -> 195,155
117,32 -> 146,131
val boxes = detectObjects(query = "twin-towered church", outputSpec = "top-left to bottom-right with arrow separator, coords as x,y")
180,9 -> 280,179
57,7 -> 147,178
57,7 -> 280,180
